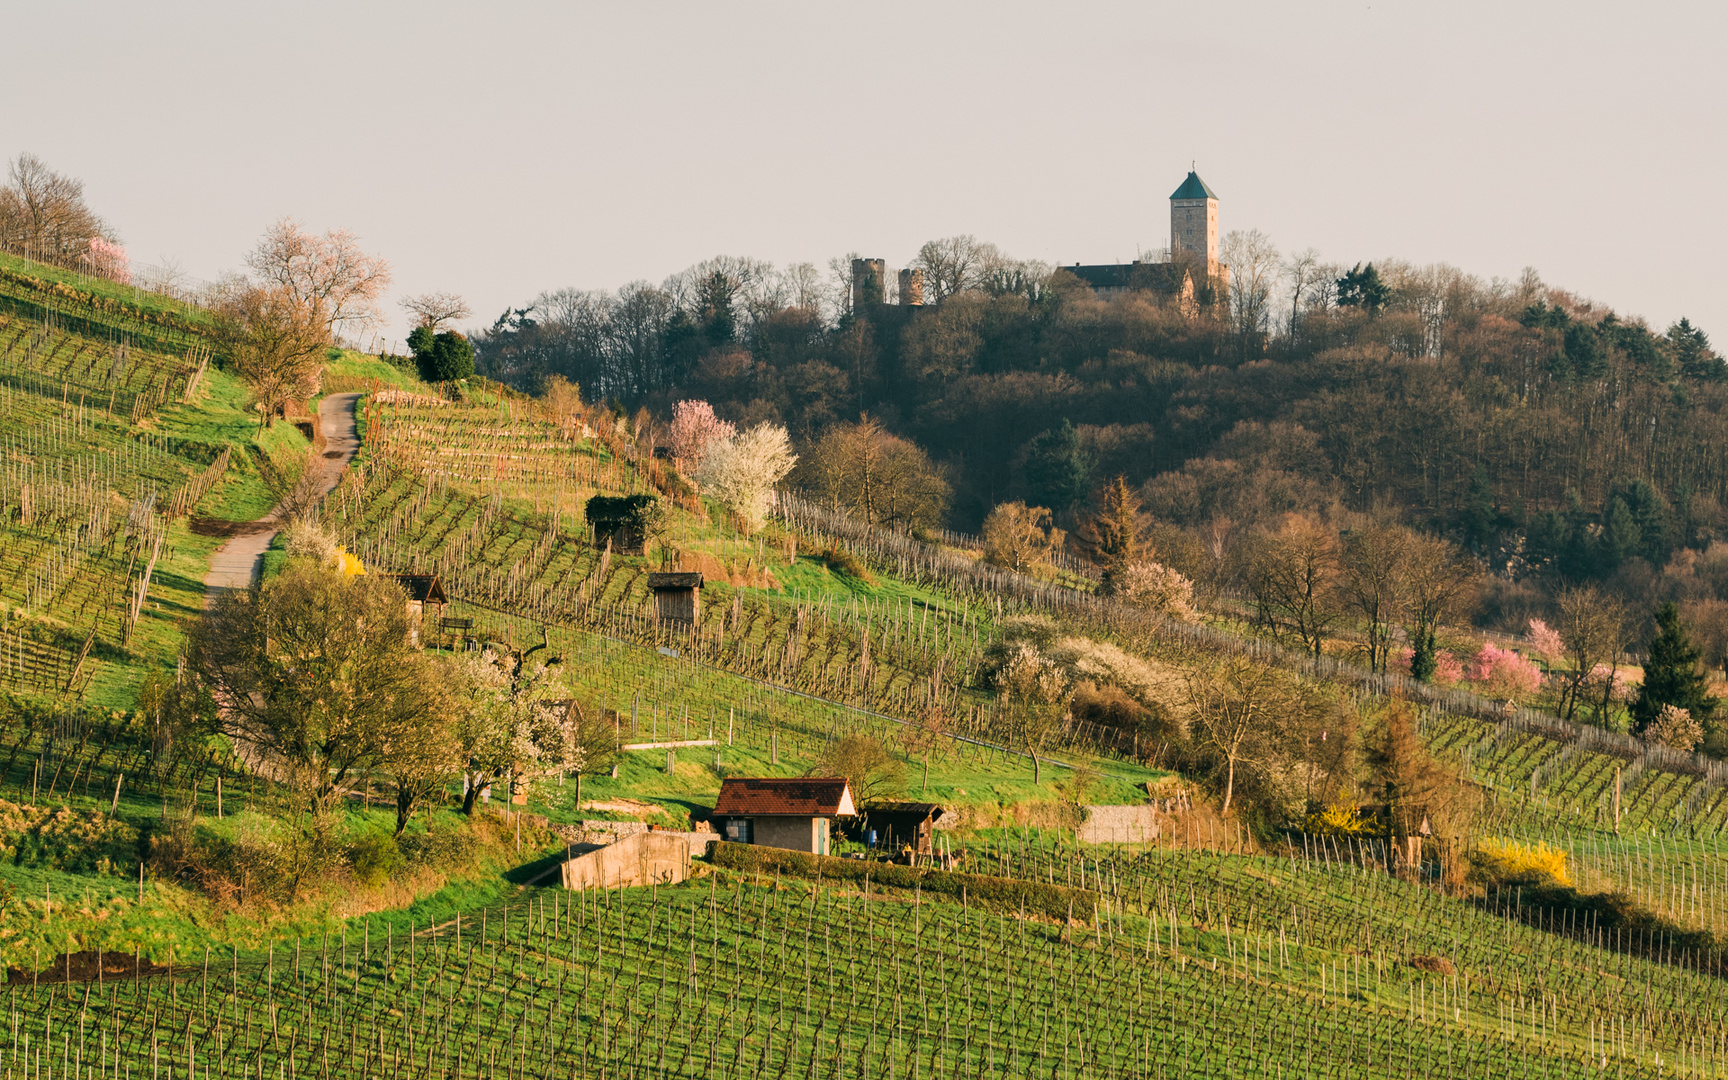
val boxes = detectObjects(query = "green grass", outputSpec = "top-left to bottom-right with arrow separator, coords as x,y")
0,249 -> 210,328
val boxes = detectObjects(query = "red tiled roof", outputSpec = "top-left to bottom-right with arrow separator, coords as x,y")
714,777 -> 855,817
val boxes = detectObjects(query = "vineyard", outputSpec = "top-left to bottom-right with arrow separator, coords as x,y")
7,245 -> 1728,1078
3,842 -> 1727,1077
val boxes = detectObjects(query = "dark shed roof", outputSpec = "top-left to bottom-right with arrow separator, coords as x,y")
647,572 -> 704,591
714,777 -> 855,817
386,573 -> 448,604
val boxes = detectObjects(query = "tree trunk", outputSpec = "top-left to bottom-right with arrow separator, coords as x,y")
395,786 -> 412,836
1221,757 -> 1236,816
574,771 -> 583,814
921,753 -> 930,795
461,773 -> 482,816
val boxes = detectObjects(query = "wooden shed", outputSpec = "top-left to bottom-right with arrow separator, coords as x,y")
858,802 -> 945,857
712,777 -> 855,855
647,572 -> 702,626
584,494 -> 660,555
383,573 -> 448,646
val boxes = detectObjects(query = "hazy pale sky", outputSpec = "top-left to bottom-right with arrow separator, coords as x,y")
6,1 -> 1723,346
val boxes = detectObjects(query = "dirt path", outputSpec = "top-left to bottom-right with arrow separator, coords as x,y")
202,392 -> 362,599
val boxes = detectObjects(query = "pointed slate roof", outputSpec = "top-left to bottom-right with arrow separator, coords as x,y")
1170,170 -> 1217,201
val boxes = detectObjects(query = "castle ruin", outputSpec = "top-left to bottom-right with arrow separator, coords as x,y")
850,168 -> 1227,313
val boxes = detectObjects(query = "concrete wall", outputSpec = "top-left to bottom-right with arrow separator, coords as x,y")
560,831 -> 691,891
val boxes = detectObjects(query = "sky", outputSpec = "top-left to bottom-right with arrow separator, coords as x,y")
5,1 -> 1724,347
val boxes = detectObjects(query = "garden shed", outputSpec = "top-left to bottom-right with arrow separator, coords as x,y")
584,494 -> 660,555
384,572 -> 447,646
712,777 -> 855,855
858,802 -> 945,857
647,572 -> 702,626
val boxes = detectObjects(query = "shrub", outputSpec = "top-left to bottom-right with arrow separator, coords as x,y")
348,830 -> 405,887
1647,703 -> 1704,751
708,842 -> 1097,922
1468,837 -> 1571,888
411,328 -> 475,383
1303,800 -> 1376,837
398,818 -> 480,870
1116,560 -> 1197,621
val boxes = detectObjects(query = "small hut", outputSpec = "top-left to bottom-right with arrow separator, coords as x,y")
858,802 -> 945,857
584,494 -> 660,555
647,572 -> 702,626
712,777 -> 855,855
383,573 -> 448,646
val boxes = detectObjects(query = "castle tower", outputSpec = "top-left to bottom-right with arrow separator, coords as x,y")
1169,169 -> 1219,270
851,258 -> 886,310
898,268 -> 924,307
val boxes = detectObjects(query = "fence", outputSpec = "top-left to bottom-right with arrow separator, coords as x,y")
775,492 -> 1728,788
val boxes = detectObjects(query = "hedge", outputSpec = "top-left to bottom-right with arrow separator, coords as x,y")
708,841 -> 1097,923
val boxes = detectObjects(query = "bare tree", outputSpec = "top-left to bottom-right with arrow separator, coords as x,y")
400,291 -> 472,331
1339,523 -> 1412,674
246,217 -> 392,339
1556,585 -> 1633,723
1221,229 -> 1280,351
982,502 -> 1065,574
0,152 -> 110,255
1186,657 -> 1313,816
913,235 -> 1003,303
1402,533 -> 1479,676
794,415 -> 951,532
1238,513 -> 1341,659
211,281 -> 330,428
1280,247 -> 1324,339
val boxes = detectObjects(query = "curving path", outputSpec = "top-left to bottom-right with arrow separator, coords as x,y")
202,392 -> 362,599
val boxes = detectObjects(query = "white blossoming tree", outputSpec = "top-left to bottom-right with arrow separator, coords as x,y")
694,422 -> 796,529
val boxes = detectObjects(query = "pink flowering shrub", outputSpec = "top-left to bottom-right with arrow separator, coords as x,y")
667,400 -> 735,472
83,237 -> 131,284
1527,618 -> 1564,664
1392,647 -> 1465,685
1396,640 -> 1542,698
1467,641 -> 1543,698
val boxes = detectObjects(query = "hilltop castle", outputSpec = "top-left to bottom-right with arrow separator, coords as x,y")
1064,168 -> 1229,309
851,168 -> 1228,313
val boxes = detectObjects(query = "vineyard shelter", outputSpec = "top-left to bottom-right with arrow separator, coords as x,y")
648,572 -> 702,626
383,573 -> 447,646
858,802 -> 945,856
585,494 -> 659,555
712,777 -> 855,855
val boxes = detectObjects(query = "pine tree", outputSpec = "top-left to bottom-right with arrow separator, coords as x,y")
1632,602 -> 1716,733
1077,476 -> 1143,594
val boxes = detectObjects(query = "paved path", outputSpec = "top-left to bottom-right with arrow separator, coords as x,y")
202,393 -> 362,598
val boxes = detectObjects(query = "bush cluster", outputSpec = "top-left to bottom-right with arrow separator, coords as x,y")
0,800 -> 137,875
708,841 -> 1097,923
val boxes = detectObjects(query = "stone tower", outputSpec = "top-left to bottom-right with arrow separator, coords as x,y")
898,268 -> 924,307
851,258 -> 886,310
1169,169 -> 1219,270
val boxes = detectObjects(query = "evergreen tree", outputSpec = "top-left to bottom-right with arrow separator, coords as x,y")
1600,496 -> 1641,570
1461,465 -> 1494,551
1668,319 -> 1723,382
1023,420 -> 1091,513
1563,322 -> 1606,380
1631,602 -> 1716,733
1409,626 -> 1438,683
1077,475 -> 1143,594
1624,481 -> 1670,565
1335,263 -> 1390,315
